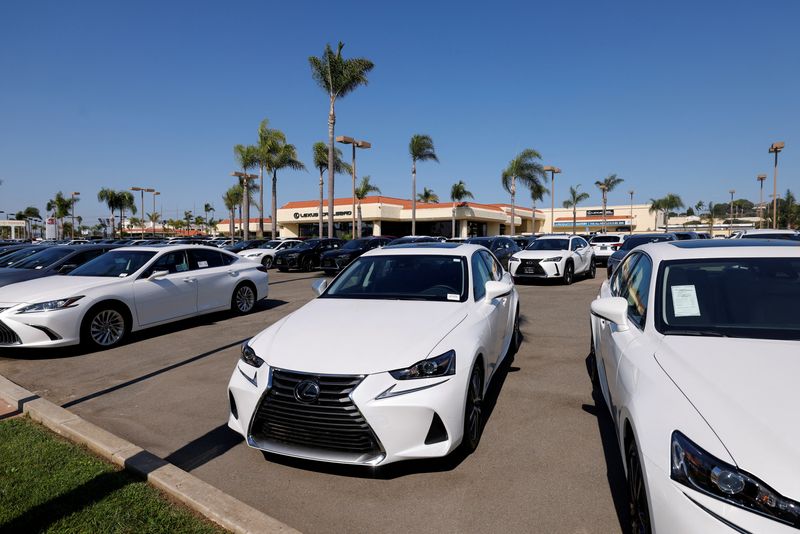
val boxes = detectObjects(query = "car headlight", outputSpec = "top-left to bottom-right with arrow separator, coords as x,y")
240,343 -> 265,368
541,256 -> 562,262
245,253 -> 261,258
389,350 -> 455,380
671,431 -> 800,526
286,253 -> 299,259
16,296 -> 84,314
509,256 -> 520,262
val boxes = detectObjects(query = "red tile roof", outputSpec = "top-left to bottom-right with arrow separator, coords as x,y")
218,217 -> 272,225
280,196 -> 543,215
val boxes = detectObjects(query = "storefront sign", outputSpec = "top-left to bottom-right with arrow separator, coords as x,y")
586,209 -> 614,216
293,210 -> 352,220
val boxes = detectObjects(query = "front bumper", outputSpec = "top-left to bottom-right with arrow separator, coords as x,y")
643,454 -> 795,533
0,305 -> 82,348
228,365 -> 465,466
508,259 -> 562,279
320,256 -> 351,272
274,255 -> 300,269
592,247 -> 616,262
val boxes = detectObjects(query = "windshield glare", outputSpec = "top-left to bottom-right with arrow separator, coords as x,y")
527,239 -> 569,251
69,250 -> 156,277
342,240 -> 366,250
658,258 -> 800,340
295,239 -> 319,250
256,240 -> 282,249
11,248 -> 74,269
2,248 -> 49,267
324,255 -> 467,302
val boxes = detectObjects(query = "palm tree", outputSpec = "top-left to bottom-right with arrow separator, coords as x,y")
701,201 -> 716,233
46,192 -> 73,239
118,191 -> 136,237
694,201 -> 705,215
97,188 -> 120,238
409,134 -> 439,235
649,198 -> 664,231
562,185 -> 590,234
450,181 -> 474,238
267,136 -> 305,239
354,175 -> 381,238
203,203 -> 215,235
661,193 -> 684,230
530,181 -> 549,233
313,142 -> 351,237
147,212 -> 160,233
309,42 -> 374,238
417,187 -> 439,203
254,120 -> 283,238
594,174 -> 624,233
14,206 -> 41,239
501,149 -> 546,235
128,217 -> 142,233
234,144 -> 259,240
223,187 -> 238,243
184,210 -> 193,235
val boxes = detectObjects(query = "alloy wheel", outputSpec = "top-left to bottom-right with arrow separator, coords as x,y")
588,261 -> 596,279
235,285 -> 255,313
628,440 -> 652,534
464,365 -> 484,450
564,264 -> 574,285
262,256 -> 273,269
89,309 -> 125,347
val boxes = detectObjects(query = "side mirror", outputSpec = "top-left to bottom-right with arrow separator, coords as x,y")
148,269 -> 169,281
311,278 -> 328,297
590,297 -> 629,331
58,264 -> 78,274
485,280 -> 512,302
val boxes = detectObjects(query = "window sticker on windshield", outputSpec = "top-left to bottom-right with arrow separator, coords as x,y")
197,260 -> 208,268
118,273 -> 128,277
447,293 -> 460,301
671,285 -> 701,317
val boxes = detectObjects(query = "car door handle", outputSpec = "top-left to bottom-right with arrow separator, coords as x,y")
227,270 -> 238,277
182,277 -> 196,283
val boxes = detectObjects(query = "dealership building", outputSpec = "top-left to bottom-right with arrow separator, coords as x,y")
218,196 -> 664,238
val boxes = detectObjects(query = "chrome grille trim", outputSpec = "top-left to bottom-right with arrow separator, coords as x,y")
0,320 -> 21,345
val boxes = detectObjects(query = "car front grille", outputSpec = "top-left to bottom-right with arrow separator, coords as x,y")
249,369 -> 380,455
0,320 -> 21,345
521,259 -> 545,274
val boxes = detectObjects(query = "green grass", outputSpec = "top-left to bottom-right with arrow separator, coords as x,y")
0,417 -> 225,534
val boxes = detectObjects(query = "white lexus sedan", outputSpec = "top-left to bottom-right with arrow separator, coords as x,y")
237,239 -> 303,268
0,245 -> 268,349
589,239 -> 800,533
508,234 -> 595,284
228,243 -> 520,466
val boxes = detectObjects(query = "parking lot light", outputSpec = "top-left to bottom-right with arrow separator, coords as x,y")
543,166 -> 561,233
756,174 -> 767,228
131,187 -> 155,239
70,192 -> 80,239
768,142 -> 784,229
728,189 -> 735,236
337,136 -> 371,238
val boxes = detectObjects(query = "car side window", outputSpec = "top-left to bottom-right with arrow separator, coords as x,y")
189,249 -> 224,269
219,252 -> 237,265
150,250 -> 190,274
570,239 -> 579,251
619,254 -> 652,329
611,253 -> 640,296
578,238 -> 589,248
69,249 -> 105,266
472,252 -> 492,300
479,250 -> 503,281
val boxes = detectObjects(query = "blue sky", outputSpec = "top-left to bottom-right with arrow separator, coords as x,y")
1,0 -> 798,222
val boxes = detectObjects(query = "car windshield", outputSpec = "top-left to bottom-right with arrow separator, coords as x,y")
10,248 -> 74,269
657,257 -> 800,340
295,239 -> 320,250
341,239 -> 367,250
1,247 -> 47,267
742,233 -> 800,241
591,236 -> 621,244
323,254 -> 468,302
465,238 -> 494,248
527,239 -> 569,251
69,250 -> 156,277
620,235 -> 672,251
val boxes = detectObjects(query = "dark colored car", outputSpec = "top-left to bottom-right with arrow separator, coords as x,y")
0,244 -> 118,288
606,233 -> 677,278
463,236 -> 521,269
274,238 -> 345,272
512,236 -> 538,249
0,245 -> 50,267
672,231 -> 701,240
223,239 -> 268,253
387,236 -> 441,246
0,243 -> 40,259
320,237 -> 393,275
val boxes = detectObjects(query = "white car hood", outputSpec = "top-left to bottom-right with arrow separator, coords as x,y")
0,275 -> 124,305
513,249 -> 567,260
251,298 -> 468,375
656,336 -> 800,497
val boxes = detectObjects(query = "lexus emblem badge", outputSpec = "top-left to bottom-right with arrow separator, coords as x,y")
294,380 -> 321,403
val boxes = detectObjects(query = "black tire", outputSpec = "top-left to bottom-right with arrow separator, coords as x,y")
261,256 -> 273,269
278,266 -> 288,272
302,257 -> 314,272
461,362 -> 484,453
231,283 -> 257,314
627,437 -> 653,534
511,306 -> 522,353
563,262 -> 574,285
81,303 -> 129,350
588,334 -> 599,388
586,258 -> 596,279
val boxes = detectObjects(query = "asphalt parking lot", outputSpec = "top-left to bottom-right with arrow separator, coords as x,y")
0,270 -> 628,534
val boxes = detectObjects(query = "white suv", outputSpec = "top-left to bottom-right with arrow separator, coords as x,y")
589,234 -> 626,264
509,234 -> 595,284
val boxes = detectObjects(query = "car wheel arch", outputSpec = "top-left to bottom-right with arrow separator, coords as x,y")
81,299 -> 134,330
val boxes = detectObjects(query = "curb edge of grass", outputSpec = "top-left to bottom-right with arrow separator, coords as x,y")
0,373 -> 300,534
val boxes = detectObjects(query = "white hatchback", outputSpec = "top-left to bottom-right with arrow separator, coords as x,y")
589,239 -> 800,533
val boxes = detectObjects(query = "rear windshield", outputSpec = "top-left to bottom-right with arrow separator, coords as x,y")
742,233 -> 800,241
590,236 -> 622,244
11,248 -> 73,269
621,235 -> 673,251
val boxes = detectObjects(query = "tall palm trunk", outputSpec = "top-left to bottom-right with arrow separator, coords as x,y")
229,208 -> 234,244
452,202 -> 456,238
531,199 -> 536,234
318,169 -> 325,237
257,166 -> 265,238
238,204 -> 242,238
271,170 -> 278,239
411,160 -> 417,235
243,182 -> 251,240
654,212 -> 658,230
509,177 -> 516,236
120,206 -> 125,237
327,100 -> 336,238
357,201 -> 363,237
602,191 -> 608,233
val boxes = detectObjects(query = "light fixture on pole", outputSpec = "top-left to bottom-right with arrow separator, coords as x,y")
756,174 -> 767,228
130,187 -> 155,239
628,190 -> 634,235
70,192 -> 80,239
768,142 -> 784,229
336,136 -> 371,239
543,166 -> 561,233
231,172 -> 258,240
728,189 -> 736,236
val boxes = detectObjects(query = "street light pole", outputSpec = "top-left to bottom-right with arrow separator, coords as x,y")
756,174 -> 766,228
70,192 -> 80,239
729,189 -> 735,236
231,172 -> 258,240
628,190 -> 634,235
336,136 -> 371,239
769,142 -> 784,229
130,187 -> 155,239
152,191 -> 160,234
543,166 -> 561,233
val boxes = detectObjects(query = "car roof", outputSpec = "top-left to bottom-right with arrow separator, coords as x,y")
740,228 -> 798,235
366,243 -> 480,256
537,235 -> 574,240
114,244 -> 231,253
636,239 -> 800,262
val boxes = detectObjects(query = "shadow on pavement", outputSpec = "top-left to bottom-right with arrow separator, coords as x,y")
260,351 -> 518,480
268,273 -> 325,286
582,354 -> 631,534
164,424 -> 243,472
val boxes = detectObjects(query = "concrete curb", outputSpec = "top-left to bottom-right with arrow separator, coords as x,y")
0,374 -> 300,534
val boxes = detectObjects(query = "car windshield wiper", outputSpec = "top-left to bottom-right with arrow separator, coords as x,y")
664,329 -> 726,337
